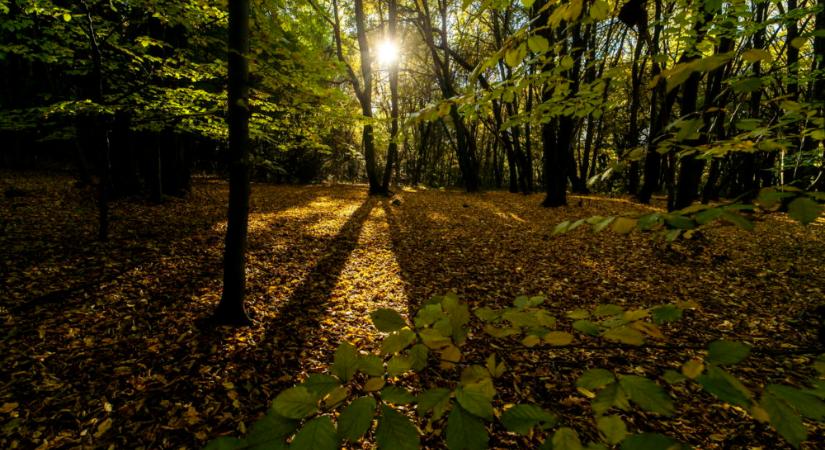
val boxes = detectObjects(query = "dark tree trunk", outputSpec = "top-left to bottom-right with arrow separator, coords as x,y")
215,0 -> 252,326
534,1 -> 566,206
82,2 -> 111,241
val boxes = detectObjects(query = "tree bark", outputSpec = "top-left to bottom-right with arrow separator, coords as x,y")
215,0 -> 252,326
381,0 -> 399,193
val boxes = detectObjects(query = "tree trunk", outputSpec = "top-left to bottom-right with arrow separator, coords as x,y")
215,0 -> 252,326
381,32 -> 399,193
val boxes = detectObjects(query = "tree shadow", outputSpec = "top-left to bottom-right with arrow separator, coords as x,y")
239,197 -> 376,369
0,179 -> 369,448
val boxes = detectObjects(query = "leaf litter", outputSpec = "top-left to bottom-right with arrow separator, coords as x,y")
1,173 -> 823,448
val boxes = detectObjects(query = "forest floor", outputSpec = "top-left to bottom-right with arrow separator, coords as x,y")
1,172 -> 824,449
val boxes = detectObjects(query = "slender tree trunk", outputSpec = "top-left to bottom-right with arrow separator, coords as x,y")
534,1 -> 566,206
381,0 -> 399,193
215,0 -> 252,326
626,32 -> 645,195
82,2 -> 111,241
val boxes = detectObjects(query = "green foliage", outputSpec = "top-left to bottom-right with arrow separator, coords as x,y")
706,340 -> 751,366
554,187 -> 824,241
501,404 -> 557,435
376,404 -> 420,450
289,416 -> 337,450
207,294 -> 825,449
337,397 -> 376,442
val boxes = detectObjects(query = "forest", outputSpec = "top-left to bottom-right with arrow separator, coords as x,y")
1,0 -> 824,448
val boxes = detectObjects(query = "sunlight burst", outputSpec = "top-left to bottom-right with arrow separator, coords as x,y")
376,39 -> 399,67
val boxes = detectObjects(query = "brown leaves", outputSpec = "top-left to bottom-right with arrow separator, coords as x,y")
1,176 -> 824,449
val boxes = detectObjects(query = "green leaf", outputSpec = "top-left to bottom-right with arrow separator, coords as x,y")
544,331 -> 574,346
597,415 -> 628,445
664,214 -> 695,229
618,375 -> 674,416
456,385 -> 494,420
376,404 -> 420,450
408,344 -> 429,371
720,211 -> 754,230
577,369 -> 616,390
696,366 -> 752,408
527,35 -> 549,53
503,309 -> 542,328
662,370 -> 687,385
359,355 -> 385,377
416,303 -> 445,327
474,307 -> 499,322
332,342 -> 359,382
272,386 -> 318,419
417,388 -> 452,419
594,304 -> 624,317
290,416 -> 338,450
761,392 -> 807,448
552,427 -> 583,450
706,340 -> 750,366
788,197 -> 823,225
505,46 -> 522,67
741,48 -> 772,63
501,404 -> 557,435
371,309 -> 407,332
514,295 -> 545,309
592,382 -> 629,415
573,319 -> 601,336
382,386 -> 416,405
381,329 -> 417,355
204,437 -> 245,450
446,404 -> 489,450
590,0 -> 610,20
302,374 -> 340,397
387,354 -> 412,377
337,397 -> 376,442
767,385 -> 825,420
419,327 -> 452,349
620,433 -> 680,450
611,217 -> 637,234
602,326 -> 645,346
593,216 -> 616,232
245,410 -> 298,448
567,309 -> 591,319
650,305 -> 682,325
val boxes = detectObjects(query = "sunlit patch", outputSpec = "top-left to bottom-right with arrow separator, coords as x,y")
427,211 -> 449,222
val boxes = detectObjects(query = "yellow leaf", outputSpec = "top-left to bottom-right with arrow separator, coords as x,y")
543,331 -> 574,346
602,326 -> 645,345
323,386 -> 349,408
442,345 -> 461,361
630,321 -> 663,339
751,405 -> 770,422
94,418 -> 112,438
790,37 -> 806,49
611,217 -> 637,234
521,335 -> 541,347
741,49 -> 772,63
0,403 -> 18,414
364,377 -> 385,392
681,358 -> 704,379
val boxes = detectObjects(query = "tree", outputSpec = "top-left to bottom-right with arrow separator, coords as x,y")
214,0 -> 253,326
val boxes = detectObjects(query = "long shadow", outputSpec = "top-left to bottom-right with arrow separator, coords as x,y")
245,197 -> 376,367
0,182 -> 370,448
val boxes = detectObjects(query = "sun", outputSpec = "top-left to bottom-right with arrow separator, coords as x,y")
376,39 -> 399,67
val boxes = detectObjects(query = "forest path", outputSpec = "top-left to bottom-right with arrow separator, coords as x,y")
2,175 -> 824,448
